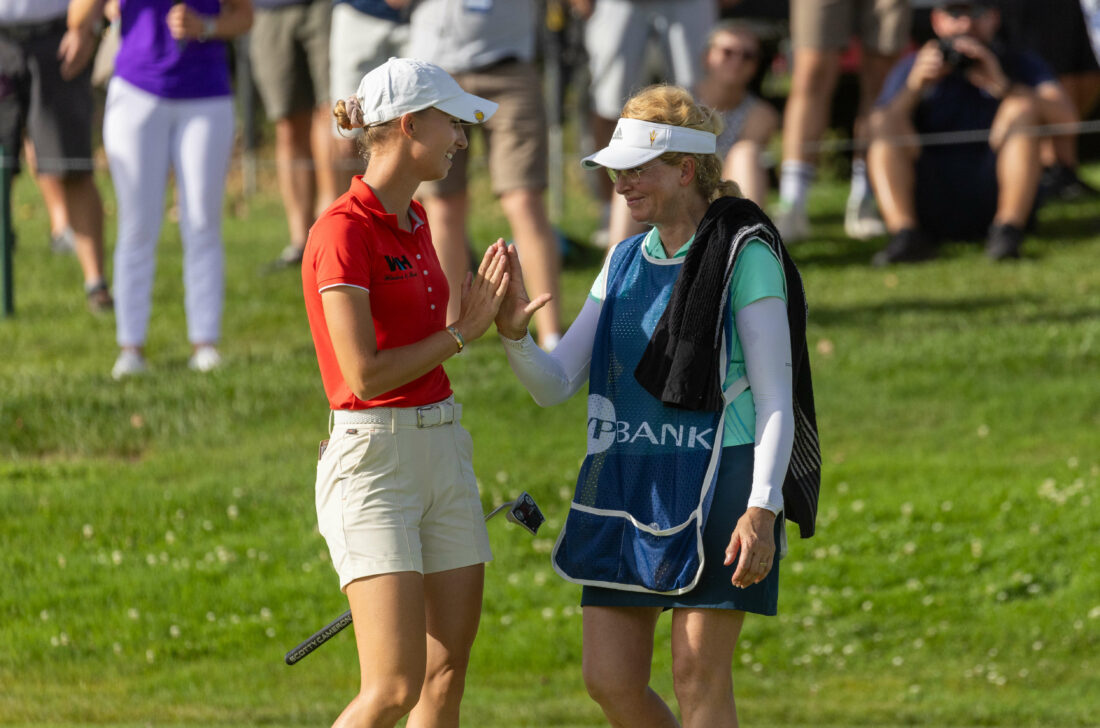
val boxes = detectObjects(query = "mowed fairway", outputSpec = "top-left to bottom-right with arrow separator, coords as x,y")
1,161 -> 1098,728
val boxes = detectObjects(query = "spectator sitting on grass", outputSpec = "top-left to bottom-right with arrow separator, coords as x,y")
867,0 -> 1052,265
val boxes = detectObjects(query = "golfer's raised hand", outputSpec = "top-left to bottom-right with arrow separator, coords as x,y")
453,243 -> 509,343
725,507 -> 777,588
495,242 -> 552,341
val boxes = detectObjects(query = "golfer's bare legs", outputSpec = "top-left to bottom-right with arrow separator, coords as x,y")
670,608 -> 746,728
334,572 -> 426,728
408,564 -> 485,728
582,606 -> 679,728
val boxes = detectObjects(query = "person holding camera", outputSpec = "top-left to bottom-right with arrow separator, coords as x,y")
867,0 -> 1056,264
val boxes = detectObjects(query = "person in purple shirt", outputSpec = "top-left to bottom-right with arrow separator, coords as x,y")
69,0 -> 253,379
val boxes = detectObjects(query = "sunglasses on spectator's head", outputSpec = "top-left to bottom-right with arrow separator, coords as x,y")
940,3 -> 989,19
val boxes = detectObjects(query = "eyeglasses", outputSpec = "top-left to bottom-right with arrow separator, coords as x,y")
940,4 -> 988,19
712,46 -> 759,62
606,160 -> 664,183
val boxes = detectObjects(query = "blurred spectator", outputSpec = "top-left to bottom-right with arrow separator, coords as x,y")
251,0 -> 339,269
997,0 -> 1100,200
70,0 -> 253,378
695,21 -> 779,207
867,0 -> 1048,264
0,0 -> 112,312
405,0 -> 563,349
775,0 -> 911,243
329,1 -> 409,190
1085,0 -> 1100,63
570,0 -> 717,248
22,137 -> 75,254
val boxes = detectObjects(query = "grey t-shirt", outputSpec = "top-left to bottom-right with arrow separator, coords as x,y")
407,0 -> 535,74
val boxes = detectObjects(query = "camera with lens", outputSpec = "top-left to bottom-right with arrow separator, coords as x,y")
938,36 -> 975,73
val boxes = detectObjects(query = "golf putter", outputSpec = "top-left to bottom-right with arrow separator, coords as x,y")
285,491 -> 545,665
484,491 -> 545,535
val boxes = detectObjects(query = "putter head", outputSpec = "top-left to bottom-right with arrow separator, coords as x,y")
505,491 -> 545,535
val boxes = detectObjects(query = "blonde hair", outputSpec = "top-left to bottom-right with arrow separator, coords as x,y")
620,85 -> 741,202
332,97 -> 404,164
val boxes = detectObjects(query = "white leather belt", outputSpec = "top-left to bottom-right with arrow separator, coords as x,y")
332,398 -> 459,429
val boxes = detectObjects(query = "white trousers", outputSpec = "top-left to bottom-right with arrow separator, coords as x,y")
104,77 -> 234,347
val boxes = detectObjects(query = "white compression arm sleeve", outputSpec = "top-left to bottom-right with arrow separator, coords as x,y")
500,296 -> 601,407
735,297 -> 795,515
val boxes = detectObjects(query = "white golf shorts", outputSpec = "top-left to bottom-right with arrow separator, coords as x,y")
315,400 -> 492,590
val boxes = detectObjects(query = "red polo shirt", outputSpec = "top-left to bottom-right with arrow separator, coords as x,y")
302,177 -> 452,410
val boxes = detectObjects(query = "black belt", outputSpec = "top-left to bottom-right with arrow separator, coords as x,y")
0,16 -> 68,43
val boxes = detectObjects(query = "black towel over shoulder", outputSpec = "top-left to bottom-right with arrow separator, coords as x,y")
633,196 -> 822,538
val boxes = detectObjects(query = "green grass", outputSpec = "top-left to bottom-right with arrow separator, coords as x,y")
1,159 -> 1098,727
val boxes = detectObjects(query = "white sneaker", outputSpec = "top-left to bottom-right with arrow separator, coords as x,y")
772,204 -> 811,244
112,350 -> 147,380
188,346 -> 222,373
844,193 -> 887,240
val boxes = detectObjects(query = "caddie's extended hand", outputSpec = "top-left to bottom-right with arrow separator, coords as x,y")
496,242 -> 552,341
725,507 -> 777,588
453,243 -> 509,344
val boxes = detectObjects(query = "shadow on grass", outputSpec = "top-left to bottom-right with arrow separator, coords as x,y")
1032,210 -> 1100,241
787,235 -> 880,268
810,294 -> 1033,327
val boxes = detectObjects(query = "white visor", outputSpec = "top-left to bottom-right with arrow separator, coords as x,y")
581,118 -> 717,170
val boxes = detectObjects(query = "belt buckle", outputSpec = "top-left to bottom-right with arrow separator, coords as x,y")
416,405 -> 439,428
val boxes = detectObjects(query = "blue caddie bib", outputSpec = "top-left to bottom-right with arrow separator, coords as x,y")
552,235 -> 746,594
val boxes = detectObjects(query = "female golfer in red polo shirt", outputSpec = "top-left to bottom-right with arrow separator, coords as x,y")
301,58 -> 509,728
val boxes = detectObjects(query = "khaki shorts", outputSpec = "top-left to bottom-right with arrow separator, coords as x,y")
315,400 -> 492,590
249,0 -> 331,119
791,0 -> 911,55
418,61 -> 548,198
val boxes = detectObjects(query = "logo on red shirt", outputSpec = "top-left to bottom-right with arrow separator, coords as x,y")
383,254 -> 417,281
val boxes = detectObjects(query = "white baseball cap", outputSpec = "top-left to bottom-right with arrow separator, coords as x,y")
581,118 -> 717,170
355,57 -> 498,126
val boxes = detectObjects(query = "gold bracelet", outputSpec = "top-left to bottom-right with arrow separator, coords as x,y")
445,325 -> 465,353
